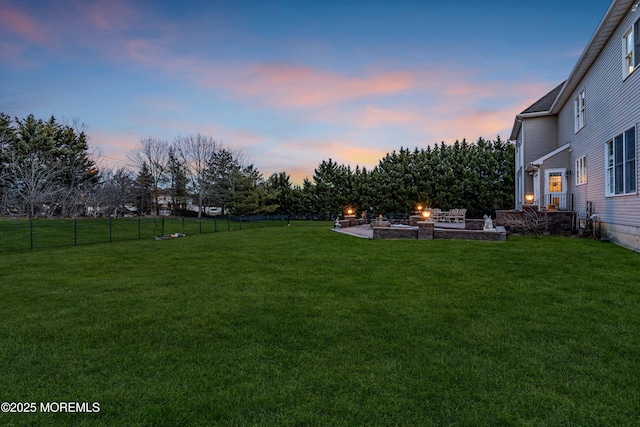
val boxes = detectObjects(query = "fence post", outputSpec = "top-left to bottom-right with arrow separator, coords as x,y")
161,217 -> 165,237
182,217 -> 185,234
74,218 -> 78,246
227,215 -> 230,231
110,217 -> 113,242
30,219 -> 33,250
213,216 -> 216,233
138,217 -> 141,240
200,218 -> 203,234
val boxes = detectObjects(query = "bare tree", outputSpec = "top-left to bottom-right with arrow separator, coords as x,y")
1,151 -> 63,217
175,134 -> 220,218
127,138 -> 169,215
93,167 -> 136,217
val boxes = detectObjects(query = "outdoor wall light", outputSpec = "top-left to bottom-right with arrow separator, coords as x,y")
565,169 -> 572,178
632,1 -> 639,13
525,193 -> 535,204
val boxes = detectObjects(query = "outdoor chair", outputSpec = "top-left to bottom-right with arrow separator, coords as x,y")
445,208 -> 457,222
432,208 -> 443,222
449,208 -> 466,222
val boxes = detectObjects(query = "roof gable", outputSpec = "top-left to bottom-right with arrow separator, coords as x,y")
520,81 -> 565,115
550,0 -> 634,113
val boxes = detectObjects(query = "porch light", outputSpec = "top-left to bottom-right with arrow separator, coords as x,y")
525,193 -> 535,204
421,210 -> 431,219
345,207 -> 354,216
416,203 -> 423,213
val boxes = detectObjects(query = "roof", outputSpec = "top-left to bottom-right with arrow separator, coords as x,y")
510,0 -> 635,140
530,142 -> 571,166
550,0 -> 634,113
510,82 -> 565,140
520,81 -> 565,115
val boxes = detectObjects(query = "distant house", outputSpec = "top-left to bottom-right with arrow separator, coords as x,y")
511,0 -> 640,252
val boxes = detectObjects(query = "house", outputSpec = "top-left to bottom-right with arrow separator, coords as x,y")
511,0 -> 640,252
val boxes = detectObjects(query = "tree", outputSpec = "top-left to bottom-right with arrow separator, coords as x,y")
96,167 -> 136,217
1,151 -> 62,217
267,171 -> 303,215
167,146 -> 188,215
127,138 -> 168,215
134,162 -> 154,215
281,137 -> 514,218
175,134 -> 219,218
0,113 -> 99,217
233,165 -> 278,215
206,148 -> 242,215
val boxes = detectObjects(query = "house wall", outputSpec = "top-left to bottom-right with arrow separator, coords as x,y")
517,116 -> 558,208
523,116 -> 559,165
555,6 -> 640,251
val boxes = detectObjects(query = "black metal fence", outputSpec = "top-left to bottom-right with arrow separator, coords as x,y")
0,215 -> 291,253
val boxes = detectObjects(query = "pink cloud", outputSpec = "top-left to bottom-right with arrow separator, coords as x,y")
0,4 -> 48,44
200,63 -> 420,108
77,0 -> 139,31
351,105 -> 419,128
123,39 -> 167,64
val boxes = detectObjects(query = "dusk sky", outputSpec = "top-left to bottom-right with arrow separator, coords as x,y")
1,0 -> 610,183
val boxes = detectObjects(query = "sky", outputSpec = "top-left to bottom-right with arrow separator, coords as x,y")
1,0 -> 611,183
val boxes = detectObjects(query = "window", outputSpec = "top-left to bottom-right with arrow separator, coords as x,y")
548,172 -> 563,193
574,89 -> 586,132
605,127 -> 636,196
623,19 -> 640,77
575,155 -> 587,186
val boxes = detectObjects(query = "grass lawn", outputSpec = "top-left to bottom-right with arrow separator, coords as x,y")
1,223 -> 639,426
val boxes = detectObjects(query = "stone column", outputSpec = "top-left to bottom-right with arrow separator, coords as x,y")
344,215 -> 356,227
417,221 -> 434,240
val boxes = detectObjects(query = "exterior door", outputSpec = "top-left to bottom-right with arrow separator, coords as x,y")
545,168 -> 567,209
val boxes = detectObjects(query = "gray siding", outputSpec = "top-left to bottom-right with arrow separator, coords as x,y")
556,9 -> 640,228
523,116 -> 558,166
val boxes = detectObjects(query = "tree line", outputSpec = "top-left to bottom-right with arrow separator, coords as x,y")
269,138 -> 514,219
1,113 -> 514,219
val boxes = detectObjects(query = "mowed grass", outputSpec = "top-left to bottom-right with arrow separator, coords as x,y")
0,217 -> 284,252
1,223 -> 639,426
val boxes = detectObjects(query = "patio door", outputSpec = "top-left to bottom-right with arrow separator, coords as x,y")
545,168 -> 567,209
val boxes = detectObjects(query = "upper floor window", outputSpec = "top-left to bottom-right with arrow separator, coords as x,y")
623,19 -> 640,77
606,127 -> 636,196
574,89 -> 585,132
575,155 -> 587,186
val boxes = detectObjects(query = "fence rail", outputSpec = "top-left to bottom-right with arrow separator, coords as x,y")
0,215 -> 291,253
533,194 -> 573,211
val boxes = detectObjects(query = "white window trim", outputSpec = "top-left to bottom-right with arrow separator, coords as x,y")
605,126 -> 637,197
624,27 -> 634,77
574,89 -> 586,133
575,155 -> 587,186
623,19 -> 640,79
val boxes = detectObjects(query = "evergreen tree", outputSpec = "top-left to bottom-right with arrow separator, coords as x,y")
134,162 -> 154,215
167,146 -> 188,215
0,113 -> 99,217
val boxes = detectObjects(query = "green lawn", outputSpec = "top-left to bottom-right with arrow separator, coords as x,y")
1,223 -> 639,426
0,216 -> 286,252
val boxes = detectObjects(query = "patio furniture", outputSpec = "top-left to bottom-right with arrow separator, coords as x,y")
447,208 -> 466,222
